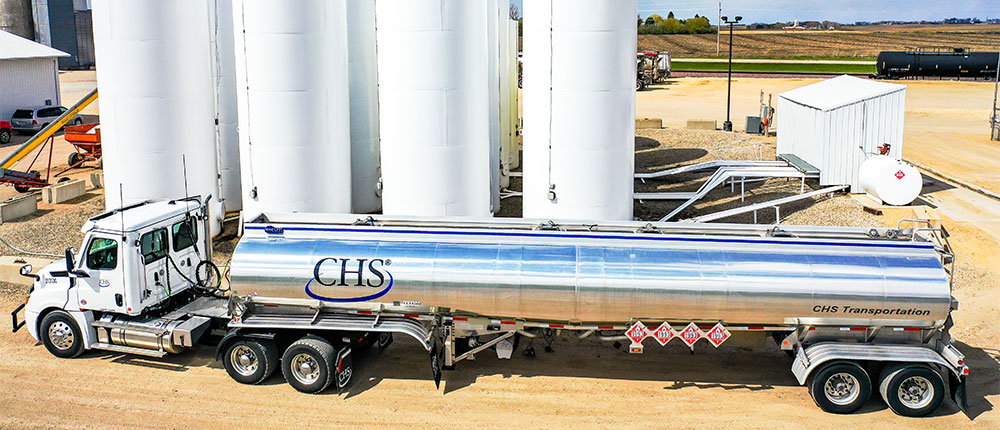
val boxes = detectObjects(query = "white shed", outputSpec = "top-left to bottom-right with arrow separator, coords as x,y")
0,29 -> 68,122
776,75 -> 906,192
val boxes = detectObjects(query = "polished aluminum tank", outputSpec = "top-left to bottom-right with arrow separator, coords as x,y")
230,216 -> 952,327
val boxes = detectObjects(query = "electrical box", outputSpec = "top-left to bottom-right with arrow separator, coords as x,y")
745,116 -> 762,135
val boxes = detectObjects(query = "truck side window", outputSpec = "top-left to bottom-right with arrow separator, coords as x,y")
140,228 -> 168,264
172,218 -> 197,252
86,238 -> 118,270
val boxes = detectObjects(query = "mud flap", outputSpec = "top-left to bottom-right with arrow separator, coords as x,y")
335,346 -> 354,394
430,340 -> 442,389
377,332 -> 393,350
11,302 -> 25,333
951,373 -> 969,415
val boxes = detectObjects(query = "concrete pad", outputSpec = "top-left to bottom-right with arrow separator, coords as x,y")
635,117 -> 662,129
42,179 -> 86,204
686,120 -> 717,130
90,173 -> 103,189
0,195 -> 37,223
0,256 -> 56,286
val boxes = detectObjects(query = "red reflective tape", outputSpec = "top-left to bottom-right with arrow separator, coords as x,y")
698,326 -> 712,330
501,320 -> 516,325
748,326 -> 765,330
404,314 -> 418,318
357,310 -> 373,315
808,327 -> 816,330
262,304 -> 279,308
453,317 -> 468,322
549,324 -> 564,329
849,327 -> 866,331
598,325 -> 614,330
903,327 -> 921,332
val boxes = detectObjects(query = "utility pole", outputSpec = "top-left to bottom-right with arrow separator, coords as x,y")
717,2 -> 721,56
722,15 -> 741,132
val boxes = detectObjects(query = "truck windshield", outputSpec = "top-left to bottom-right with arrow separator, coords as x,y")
86,238 -> 118,270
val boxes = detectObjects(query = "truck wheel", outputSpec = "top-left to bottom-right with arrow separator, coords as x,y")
879,364 -> 944,417
40,310 -> 84,358
224,338 -> 278,385
0,128 -> 10,143
281,336 -> 336,394
808,361 -> 871,414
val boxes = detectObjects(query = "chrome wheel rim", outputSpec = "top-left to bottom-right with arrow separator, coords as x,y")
230,345 -> 258,376
47,321 -> 74,351
290,353 -> 321,385
824,372 -> 861,406
898,376 -> 934,409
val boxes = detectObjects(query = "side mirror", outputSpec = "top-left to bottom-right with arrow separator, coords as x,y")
18,264 -> 32,276
64,248 -> 88,278
64,247 -> 75,273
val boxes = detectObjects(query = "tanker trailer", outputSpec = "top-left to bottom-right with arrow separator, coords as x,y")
12,201 -> 968,416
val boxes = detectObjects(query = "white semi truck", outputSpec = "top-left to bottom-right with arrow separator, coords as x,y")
11,197 -> 968,416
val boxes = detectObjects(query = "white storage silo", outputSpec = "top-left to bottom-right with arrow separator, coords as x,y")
232,0 -> 353,222
375,0 -> 493,217
92,0 -> 223,234
347,0 -> 381,214
210,0 -> 241,212
777,75 -> 906,192
522,0 -> 637,221
487,0 -> 502,213
498,6 -> 514,190
507,20 -> 520,171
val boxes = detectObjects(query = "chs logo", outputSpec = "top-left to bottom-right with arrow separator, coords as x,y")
304,258 -> 393,303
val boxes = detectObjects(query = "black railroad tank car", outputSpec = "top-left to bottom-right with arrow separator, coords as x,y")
876,49 -> 999,79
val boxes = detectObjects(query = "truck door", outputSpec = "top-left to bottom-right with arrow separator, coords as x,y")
76,235 -> 126,313
138,228 -> 170,307
167,217 -> 201,293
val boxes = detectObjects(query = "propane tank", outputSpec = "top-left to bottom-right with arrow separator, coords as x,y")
859,155 -> 922,206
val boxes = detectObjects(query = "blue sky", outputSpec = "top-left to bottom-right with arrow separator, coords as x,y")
511,1 -> 998,24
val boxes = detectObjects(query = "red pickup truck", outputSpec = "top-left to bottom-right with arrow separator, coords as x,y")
0,120 -> 12,144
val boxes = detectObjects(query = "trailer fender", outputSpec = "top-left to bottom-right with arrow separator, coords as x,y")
792,342 -> 955,385
215,329 -> 276,361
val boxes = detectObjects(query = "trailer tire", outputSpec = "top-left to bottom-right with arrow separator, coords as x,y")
281,336 -> 336,394
0,128 -> 10,144
879,364 -> 945,417
40,310 -> 84,358
224,338 -> 278,385
808,361 -> 871,414
68,152 -> 82,167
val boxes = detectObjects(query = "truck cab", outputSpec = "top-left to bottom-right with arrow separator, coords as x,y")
14,198 -> 213,358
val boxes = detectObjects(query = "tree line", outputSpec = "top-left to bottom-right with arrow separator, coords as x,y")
638,11 -> 713,34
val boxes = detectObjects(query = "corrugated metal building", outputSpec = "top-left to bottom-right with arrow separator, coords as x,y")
0,29 -> 68,121
31,0 -> 93,68
776,75 -> 906,192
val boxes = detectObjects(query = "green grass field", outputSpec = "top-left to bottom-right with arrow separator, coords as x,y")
671,61 -> 876,75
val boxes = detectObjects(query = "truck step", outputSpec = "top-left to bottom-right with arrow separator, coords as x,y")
91,342 -> 167,358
